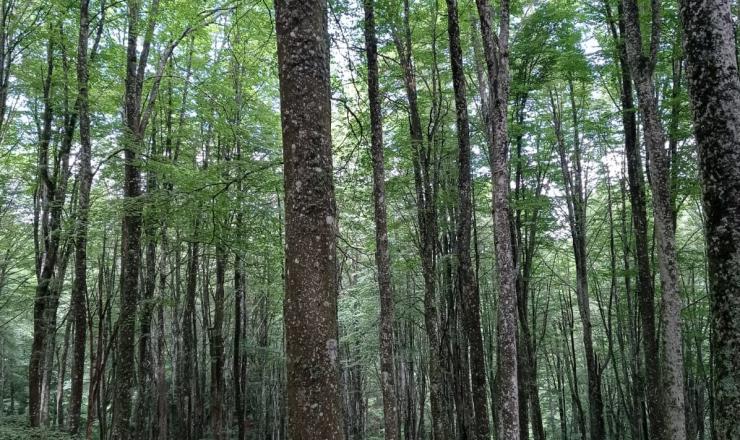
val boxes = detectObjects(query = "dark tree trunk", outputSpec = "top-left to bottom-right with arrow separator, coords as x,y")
275,1 -> 344,438
363,1 -> 399,438
29,32 -> 58,428
68,0 -> 93,434
392,1 -> 448,437
210,245 -> 226,440
550,80 -> 606,440
445,1 -> 490,438
602,3 -> 666,439
111,0 -> 144,431
475,0 -> 520,437
680,2 -> 740,438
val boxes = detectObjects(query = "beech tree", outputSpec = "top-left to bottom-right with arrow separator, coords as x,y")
680,1 -> 740,438
0,1 -> 736,439
276,0 -> 343,438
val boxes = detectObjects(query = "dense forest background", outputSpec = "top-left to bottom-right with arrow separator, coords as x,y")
0,0 -> 738,439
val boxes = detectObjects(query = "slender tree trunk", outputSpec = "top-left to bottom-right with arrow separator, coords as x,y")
275,1 -> 344,438
603,3 -> 666,438
363,1 -> 399,438
55,319 -> 72,428
621,3 -> 688,438
29,33 -> 57,427
234,252 -> 245,440
550,81 -> 606,440
680,2 -> 740,438
445,1 -> 490,438
210,245 -> 226,440
68,0 -> 92,434
393,1 -> 448,437
475,0 -> 520,437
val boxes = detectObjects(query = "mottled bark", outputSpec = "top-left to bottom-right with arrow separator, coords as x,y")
111,3 -> 146,436
445,1 -> 490,438
603,2 -> 665,437
69,0 -> 93,433
475,0 -> 520,437
29,32 -> 57,428
275,1 -> 344,438
679,2 -> 740,438
363,1 -> 399,439
621,2 -> 687,438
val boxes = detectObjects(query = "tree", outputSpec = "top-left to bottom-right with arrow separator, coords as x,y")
475,0 -> 520,437
362,1 -> 399,438
445,0 -> 490,438
68,0 -> 98,433
602,2 -> 665,437
680,1 -> 740,438
275,1 -> 344,438
621,1 -> 687,437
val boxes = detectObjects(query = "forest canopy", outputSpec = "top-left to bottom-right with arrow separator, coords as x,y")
0,0 -> 738,439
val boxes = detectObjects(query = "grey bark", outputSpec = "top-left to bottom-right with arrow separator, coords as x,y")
621,2 -> 688,438
602,3 -> 666,439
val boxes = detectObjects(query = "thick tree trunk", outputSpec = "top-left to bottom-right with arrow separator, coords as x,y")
680,2 -> 740,438
445,1 -> 490,438
363,1 -> 399,439
275,1 -> 344,438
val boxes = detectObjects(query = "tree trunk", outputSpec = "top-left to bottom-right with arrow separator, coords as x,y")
275,1 -> 344,438
393,1 -> 449,437
445,1 -> 490,438
68,0 -> 92,434
210,245 -> 226,440
602,3 -> 666,438
621,2 -> 687,438
363,1 -> 399,439
680,2 -> 740,438
550,80 -> 606,440
475,0 -> 520,437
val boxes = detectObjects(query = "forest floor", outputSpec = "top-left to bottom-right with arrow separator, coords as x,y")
0,416 -> 72,439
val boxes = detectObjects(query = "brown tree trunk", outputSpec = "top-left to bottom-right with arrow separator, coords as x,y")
68,0 -> 93,434
210,245 -> 226,440
362,1 -> 399,438
475,0 -> 520,437
275,1 -> 344,438
680,2 -> 740,438
392,1 -> 449,437
445,1 -> 490,438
